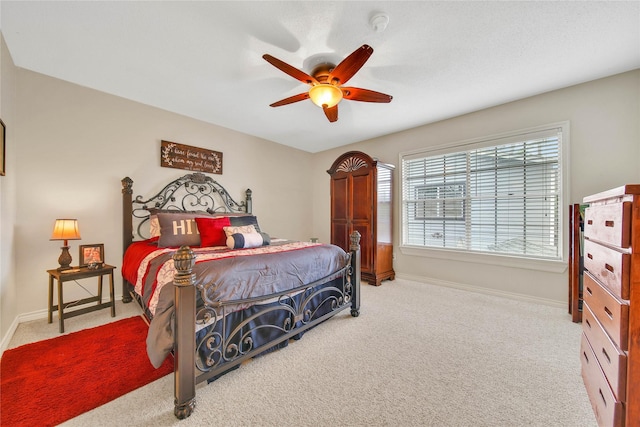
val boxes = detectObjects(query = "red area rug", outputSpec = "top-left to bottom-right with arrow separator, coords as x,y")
0,316 -> 173,426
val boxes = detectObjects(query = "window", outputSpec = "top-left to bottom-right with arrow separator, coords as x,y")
377,166 -> 393,243
415,182 -> 465,221
401,124 -> 565,260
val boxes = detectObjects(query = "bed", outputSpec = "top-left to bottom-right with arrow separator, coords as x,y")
121,172 -> 361,419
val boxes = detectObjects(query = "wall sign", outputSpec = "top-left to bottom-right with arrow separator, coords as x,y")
160,140 -> 223,175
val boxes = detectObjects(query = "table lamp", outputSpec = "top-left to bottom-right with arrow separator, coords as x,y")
50,219 -> 81,270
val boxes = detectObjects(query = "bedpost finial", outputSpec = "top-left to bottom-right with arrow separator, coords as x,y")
245,189 -> 252,214
122,177 -> 133,194
349,230 -> 361,251
173,246 -> 196,286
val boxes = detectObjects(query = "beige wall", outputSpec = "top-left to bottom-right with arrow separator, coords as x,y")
311,70 -> 640,305
1,34 -> 18,345
5,65 -> 314,341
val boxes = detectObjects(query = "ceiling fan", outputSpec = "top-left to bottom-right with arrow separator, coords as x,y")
263,44 -> 392,123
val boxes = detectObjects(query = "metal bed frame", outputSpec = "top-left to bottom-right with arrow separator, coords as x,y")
121,173 -> 361,419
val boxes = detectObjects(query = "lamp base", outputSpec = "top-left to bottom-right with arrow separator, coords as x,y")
57,246 -> 73,270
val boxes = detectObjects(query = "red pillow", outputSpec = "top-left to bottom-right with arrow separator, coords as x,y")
195,217 -> 231,247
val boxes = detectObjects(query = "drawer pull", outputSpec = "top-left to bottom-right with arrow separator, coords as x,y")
587,253 -> 593,260
586,286 -> 593,296
588,219 -> 593,225
585,318 -> 592,329
599,388 -> 608,407
605,220 -> 614,227
601,347 -> 611,364
604,306 -> 613,319
583,350 -> 590,363
605,263 -> 614,273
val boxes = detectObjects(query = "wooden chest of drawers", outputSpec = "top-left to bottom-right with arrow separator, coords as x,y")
580,184 -> 640,427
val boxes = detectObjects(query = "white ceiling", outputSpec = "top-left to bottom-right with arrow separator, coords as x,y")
2,1 -> 639,153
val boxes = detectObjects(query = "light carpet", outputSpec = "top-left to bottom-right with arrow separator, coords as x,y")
8,278 -> 597,426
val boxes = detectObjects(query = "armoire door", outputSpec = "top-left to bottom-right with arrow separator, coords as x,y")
330,172 -> 350,252
350,168 -> 373,274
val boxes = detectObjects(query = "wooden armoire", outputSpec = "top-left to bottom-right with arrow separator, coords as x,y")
327,151 -> 395,286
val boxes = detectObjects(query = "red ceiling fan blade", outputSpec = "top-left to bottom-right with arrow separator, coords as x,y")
269,92 -> 310,107
323,104 -> 338,122
327,45 -> 374,85
341,87 -> 393,103
263,54 -> 318,85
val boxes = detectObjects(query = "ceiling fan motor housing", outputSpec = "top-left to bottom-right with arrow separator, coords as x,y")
311,63 -> 337,84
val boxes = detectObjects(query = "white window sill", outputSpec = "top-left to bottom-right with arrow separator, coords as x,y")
399,245 -> 567,273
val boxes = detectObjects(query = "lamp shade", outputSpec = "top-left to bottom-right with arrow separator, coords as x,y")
309,84 -> 343,108
50,219 -> 81,241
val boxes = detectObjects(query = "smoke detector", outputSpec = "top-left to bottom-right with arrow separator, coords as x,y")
370,13 -> 389,32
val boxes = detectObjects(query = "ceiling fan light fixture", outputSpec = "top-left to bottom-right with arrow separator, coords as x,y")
263,44 -> 392,122
309,84 -> 343,108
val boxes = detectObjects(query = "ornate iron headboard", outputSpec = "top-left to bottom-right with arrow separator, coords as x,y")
122,172 -> 252,249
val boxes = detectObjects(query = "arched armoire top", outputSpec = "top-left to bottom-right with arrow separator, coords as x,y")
327,151 -> 377,175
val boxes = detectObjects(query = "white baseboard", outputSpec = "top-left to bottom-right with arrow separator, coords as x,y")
395,273 -> 566,309
0,316 -> 20,354
0,308 -> 48,354
1,294 -> 124,355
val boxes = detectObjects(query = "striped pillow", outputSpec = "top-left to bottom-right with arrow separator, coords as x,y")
223,225 -> 270,249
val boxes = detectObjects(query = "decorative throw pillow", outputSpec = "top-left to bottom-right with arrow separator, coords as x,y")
208,214 -> 261,231
149,215 -> 161,238
223,225 -> 257,236
148,208 -> 206,239
194,216 -> 231,247
157,212 -> 211,248
223,225 -> 271,249
228,215 -> 261,232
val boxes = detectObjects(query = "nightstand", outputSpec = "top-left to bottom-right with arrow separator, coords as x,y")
47,264 -> 116,333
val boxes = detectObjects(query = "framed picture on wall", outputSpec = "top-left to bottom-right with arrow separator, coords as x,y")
79,244 -> 104,267
0,118 -> 5,176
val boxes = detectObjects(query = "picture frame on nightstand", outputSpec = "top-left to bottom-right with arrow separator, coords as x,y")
79,243 -> 104,268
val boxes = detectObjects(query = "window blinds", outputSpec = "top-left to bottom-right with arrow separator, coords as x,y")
402,128 -> 561,259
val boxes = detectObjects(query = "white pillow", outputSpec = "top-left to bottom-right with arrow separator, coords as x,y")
223,225 -> 270,249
